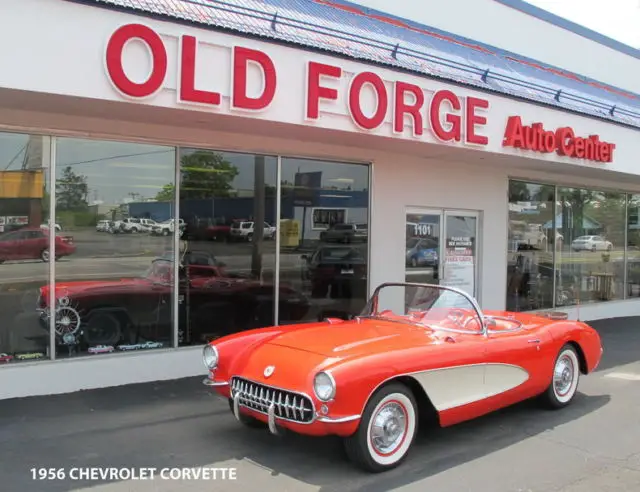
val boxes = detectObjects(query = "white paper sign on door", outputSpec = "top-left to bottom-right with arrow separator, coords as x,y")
442,236 -> 475,297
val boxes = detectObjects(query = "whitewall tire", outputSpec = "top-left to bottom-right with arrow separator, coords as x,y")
542,344 -> 581,409
344,383 -> 418,472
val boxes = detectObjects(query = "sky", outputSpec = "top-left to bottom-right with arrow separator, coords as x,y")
526,0 -> 640,48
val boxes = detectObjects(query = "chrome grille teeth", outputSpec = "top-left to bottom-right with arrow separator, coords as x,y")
277,392 -> 283,416
230,377 -> 313,423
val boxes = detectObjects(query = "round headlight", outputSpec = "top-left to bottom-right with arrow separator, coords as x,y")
313,371 -> 336,401
202,344 -> 219,370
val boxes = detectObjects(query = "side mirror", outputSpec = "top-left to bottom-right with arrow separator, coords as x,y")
300,254 -> 308,260
217,261 -> 227,268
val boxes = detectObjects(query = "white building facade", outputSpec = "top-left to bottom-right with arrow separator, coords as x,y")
1,0 -> 639,399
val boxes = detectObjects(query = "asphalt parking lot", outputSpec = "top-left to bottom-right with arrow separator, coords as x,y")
1,317 -> 640,491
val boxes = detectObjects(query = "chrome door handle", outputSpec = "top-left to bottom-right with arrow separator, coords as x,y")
528,339 -> 541,344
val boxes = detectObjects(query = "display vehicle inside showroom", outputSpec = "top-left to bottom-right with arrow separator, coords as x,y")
1,0 -> 640,399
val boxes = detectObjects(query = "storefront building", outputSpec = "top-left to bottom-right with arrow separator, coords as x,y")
1,0 -> 640,399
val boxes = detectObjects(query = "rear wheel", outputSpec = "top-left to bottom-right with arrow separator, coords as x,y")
541,344 -> 580,409
343,383 -> 418,473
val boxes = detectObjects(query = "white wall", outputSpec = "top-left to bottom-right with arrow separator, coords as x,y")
350,0 -> 640,94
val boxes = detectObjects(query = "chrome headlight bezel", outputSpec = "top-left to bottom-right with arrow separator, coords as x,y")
202,344 -> 219,370
313,371 -> 336,402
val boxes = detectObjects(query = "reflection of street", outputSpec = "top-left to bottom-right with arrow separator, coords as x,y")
0,254 -> 304,285
50,228 -> 279,259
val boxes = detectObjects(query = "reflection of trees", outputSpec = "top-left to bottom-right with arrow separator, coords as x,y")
558,189 -> 626,245
155,151 -> 239,201
56,166 -> 89,211
585,192 -> 626,245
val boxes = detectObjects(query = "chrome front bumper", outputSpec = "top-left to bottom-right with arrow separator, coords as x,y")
202,376 -> 229,387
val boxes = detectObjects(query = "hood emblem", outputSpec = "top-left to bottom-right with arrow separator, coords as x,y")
264,365 -> 275,378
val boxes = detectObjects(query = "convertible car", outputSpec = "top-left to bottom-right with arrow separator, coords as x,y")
202,282 -> 603,472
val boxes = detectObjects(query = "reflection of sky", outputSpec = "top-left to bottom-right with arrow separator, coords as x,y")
0,132 -> 369,205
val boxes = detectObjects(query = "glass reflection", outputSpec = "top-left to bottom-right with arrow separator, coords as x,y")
557,187 -> 625,305
627,195 -> 640,297
178,149 -> 281,345
45,138 -> 176,358
506,180 -> 556,311
405,212 -> 440,285
279,158 -> 369,323
0,132 -> 51,363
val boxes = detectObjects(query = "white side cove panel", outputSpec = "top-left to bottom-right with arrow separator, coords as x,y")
411,363 -> 530,411
483,363 -> 530,399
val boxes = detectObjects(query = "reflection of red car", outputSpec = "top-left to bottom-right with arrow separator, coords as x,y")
0,353 -> 13,363
0,227 -> 75,263
203,282 -> 603,473
36,252 -> 309,348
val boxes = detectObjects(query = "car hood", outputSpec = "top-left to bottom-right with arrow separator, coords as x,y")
265,319 -> 436,358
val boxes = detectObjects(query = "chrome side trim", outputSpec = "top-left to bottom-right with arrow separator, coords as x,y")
316,414 -> 361,423
201,377 -> 228,387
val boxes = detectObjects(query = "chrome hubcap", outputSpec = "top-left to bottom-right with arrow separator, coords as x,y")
554,355 -> 574,396
370,402 -> 406,454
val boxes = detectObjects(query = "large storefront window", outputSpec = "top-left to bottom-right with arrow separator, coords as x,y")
51,138 -> 176,357
628,194 -> 640,297
0,132 -> 51,363
279,158 -> 369,323
178,149 -> 277,345
0,133 -> 372,365
507,180 -> 627,311
506,181 -> 556,311
556,188 -> 625,306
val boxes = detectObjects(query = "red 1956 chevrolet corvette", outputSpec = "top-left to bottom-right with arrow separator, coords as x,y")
202,282 -> 603,472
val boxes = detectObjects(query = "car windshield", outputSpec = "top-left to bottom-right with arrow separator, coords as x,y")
359,283 -> 484,333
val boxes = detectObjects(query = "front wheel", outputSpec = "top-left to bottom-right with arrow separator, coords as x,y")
343,383 -> 418,473
541,344 -> 580,409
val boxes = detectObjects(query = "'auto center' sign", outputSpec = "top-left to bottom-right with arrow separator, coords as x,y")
104,23 -> 490,146
502,116 -> 615,163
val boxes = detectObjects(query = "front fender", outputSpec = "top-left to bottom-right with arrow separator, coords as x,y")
205,326 -> 290,390
322,350 -> 420,422
546,321 -> 603,373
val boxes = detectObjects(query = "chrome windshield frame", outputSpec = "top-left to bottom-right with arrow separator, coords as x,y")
361,282 -> 488,336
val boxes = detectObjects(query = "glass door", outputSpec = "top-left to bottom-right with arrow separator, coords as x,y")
441,210 -> 479,298
405,208 -> 480,299
405,208 -> 443,285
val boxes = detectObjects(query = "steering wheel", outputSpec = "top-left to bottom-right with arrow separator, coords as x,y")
446,308 -> 466,327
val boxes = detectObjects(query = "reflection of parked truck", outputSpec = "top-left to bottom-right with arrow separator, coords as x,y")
510,221 -> 546,250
